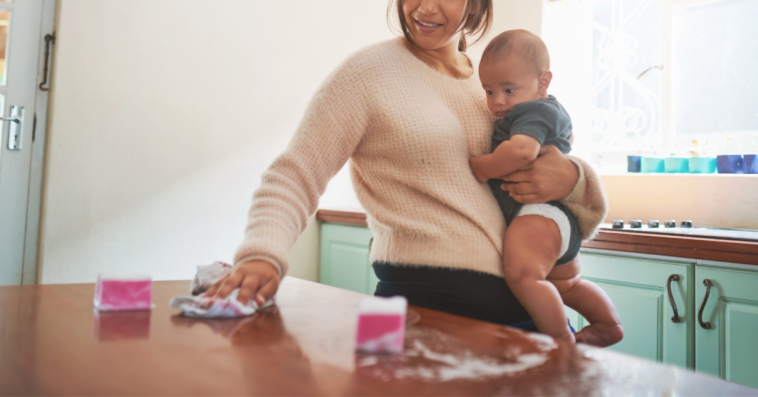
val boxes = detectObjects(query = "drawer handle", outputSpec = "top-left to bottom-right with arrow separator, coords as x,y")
666,274 -> 680,323
698,279 -> 713,329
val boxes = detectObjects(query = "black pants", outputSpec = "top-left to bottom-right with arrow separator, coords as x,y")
373,262 -> 539,332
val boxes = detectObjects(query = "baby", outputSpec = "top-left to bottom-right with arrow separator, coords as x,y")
470,30 -> 623,346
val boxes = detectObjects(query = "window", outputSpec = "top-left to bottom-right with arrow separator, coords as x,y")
544,0 -> 758,173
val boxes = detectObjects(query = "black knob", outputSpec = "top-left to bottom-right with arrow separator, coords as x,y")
681,220 -> 693,228
630,220 -> 642,228
612,220 -> 624,229
648,220 -> 660,228
665,220 -> 677,228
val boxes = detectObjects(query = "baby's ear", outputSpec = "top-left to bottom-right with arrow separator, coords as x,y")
538,71 -> 553,94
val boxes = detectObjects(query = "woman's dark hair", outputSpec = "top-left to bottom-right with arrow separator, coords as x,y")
387,0 -> 493,52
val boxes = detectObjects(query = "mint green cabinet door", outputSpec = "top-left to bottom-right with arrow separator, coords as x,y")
319,223 -> 374,295
576,252 -> 694,368
696,267 -> 758,388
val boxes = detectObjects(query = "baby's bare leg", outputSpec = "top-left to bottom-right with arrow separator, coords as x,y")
503,215 -> 575,344
548,257 -> 624,347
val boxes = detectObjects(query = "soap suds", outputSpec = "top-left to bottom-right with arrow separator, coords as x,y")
357,327 -> 557,382
394,340 -> 551,381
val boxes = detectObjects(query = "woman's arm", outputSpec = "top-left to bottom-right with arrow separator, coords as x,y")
500,145 -> 607,240
208,54 -> 373,303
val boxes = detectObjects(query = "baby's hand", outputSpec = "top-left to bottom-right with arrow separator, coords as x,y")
469,155 -> 490,183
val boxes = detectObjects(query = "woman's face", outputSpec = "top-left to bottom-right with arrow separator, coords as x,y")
402,0 -> 468,51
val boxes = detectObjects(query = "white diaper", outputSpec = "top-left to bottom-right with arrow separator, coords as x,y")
515,203 -> 571,258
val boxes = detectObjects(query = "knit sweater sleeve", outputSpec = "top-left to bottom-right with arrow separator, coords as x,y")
561,156 -> 608,241
233,56 -> 371,276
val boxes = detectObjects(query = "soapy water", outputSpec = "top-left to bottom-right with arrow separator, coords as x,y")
397,340 -> 551,381
356,327 -> 558,382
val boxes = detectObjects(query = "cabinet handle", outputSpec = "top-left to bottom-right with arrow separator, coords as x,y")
698,279 -> 713,329
666,274 -> 680,323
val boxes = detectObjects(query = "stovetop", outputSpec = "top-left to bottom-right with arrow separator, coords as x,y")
599,221 -> 758,242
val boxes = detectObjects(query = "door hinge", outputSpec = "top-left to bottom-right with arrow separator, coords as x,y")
32,114 -> 37,142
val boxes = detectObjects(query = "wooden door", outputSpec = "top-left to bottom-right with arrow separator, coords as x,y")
0,0 -> 54,285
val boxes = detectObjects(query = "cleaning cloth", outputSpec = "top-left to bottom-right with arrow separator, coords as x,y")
170,261 -> 275,318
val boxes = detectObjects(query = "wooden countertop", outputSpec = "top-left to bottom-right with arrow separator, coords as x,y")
2,279 -> 756,396
316,209 -> 758,265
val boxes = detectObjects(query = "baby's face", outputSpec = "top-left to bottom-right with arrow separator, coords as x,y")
480,55 -> 547,118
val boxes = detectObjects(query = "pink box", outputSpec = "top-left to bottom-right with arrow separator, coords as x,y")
355,296 -> 407,353
94,274 -> 152,311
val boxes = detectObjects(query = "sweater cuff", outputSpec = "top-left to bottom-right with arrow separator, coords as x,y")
563,157 -> 586,205
561,156 -> 608,241
233,254 -> 285,278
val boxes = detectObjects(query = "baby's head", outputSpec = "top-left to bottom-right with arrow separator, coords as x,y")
479,30 -> 552,118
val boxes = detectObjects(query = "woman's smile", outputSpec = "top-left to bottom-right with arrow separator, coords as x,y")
413,17 -> 443,33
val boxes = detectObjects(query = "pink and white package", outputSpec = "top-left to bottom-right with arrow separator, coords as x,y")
355,296 -> 407,353
93,274 -> 152,311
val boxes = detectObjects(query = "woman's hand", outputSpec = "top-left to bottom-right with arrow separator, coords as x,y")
499,145 -> 579,204
203,260 -> 281,306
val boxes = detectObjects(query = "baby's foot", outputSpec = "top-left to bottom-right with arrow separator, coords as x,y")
574,324 -> 623,347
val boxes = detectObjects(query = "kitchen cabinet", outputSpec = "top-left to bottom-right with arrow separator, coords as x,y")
565,252 -> 694,369
318,223 -> 376,295
695,266 -> 758,389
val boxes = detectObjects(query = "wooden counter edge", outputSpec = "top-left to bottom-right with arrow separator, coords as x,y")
584,229 -> 758,265
317,209 -> 758,266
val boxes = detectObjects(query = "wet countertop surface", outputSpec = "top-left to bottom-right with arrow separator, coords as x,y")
1,279 -> 756,396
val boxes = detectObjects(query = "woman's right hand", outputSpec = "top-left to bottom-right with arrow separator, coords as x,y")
203,260 -> 280,306
500,145 -> 579,204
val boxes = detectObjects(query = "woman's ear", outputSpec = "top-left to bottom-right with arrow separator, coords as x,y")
538,71 -> 553,95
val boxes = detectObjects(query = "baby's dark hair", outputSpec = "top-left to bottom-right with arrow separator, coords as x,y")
481,29 -> 550,75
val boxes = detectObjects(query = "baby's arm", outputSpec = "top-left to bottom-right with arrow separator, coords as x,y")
470,134 -> 541,183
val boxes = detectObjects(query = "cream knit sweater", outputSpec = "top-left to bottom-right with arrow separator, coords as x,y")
234,38 -> 607,277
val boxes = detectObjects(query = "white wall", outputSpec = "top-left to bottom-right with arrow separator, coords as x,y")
602,175 -> 758,229
39,0 -> 551,284
40,0 -> 396,284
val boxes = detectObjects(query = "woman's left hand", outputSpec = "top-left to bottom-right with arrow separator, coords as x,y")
499,145 -> 579,204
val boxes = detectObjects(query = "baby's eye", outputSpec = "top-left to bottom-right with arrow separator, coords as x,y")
485,90 -> 493,96
505,89 -> 515,94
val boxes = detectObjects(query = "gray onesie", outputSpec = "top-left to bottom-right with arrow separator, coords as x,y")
487,95 -> 581,265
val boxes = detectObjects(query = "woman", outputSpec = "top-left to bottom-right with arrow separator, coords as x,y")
205,0 -> 606,331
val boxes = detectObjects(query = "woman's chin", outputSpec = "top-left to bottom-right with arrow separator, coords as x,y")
409,35 -> 455,52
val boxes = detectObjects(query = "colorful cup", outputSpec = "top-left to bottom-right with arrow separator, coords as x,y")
627,155 -> 641,172
717,155 -> 744,174
640,157 -> 665,173
688,157 -> 717,173
744,154 -> 757,174
664,157 -> 689,173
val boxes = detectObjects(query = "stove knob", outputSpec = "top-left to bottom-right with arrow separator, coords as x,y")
681,220 -> 693,228
630,220 -> 642,228
665,220 -> 677,228
612,220 -> 624,229
648,220 -> 660,228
